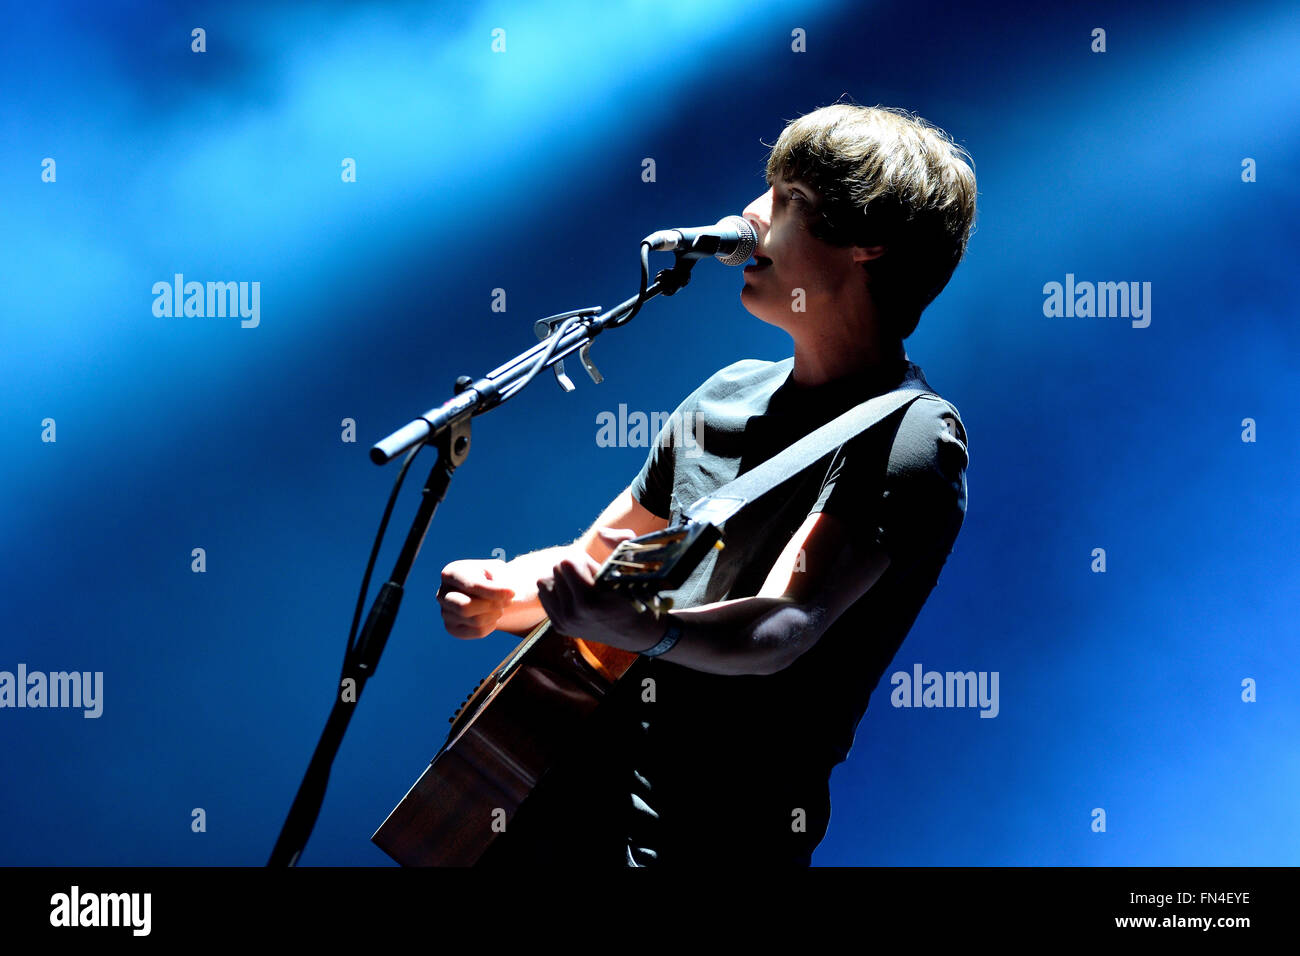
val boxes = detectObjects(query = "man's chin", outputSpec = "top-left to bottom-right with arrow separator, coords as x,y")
739,294 -> 791,330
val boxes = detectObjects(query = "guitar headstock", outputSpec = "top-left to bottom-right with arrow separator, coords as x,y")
594,519 -> 724,615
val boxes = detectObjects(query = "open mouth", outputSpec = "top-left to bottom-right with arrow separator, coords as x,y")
744,256 -> 773,273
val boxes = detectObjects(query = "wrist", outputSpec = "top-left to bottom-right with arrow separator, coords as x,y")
639,613 -> 682,658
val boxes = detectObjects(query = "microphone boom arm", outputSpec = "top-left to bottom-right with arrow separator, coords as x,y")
370,252 -> 700,465
268,244 -> 706,867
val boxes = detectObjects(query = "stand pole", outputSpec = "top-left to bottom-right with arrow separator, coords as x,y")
267,252 -> 700,865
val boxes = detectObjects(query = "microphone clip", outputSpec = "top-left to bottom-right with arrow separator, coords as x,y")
533,306 -> 605,392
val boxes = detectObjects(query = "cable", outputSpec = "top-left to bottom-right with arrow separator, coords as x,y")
609,240 -> 652,329
343,440 -> 425,672
498,241 -> 654,402
495,311 -> 584,403
345,240 -> 659,662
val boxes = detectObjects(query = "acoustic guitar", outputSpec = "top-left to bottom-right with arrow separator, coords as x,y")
371,519 -> 724,866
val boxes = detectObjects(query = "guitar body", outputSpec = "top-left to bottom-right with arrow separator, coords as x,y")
371,623 -> 639,866
371,519 -> 721,866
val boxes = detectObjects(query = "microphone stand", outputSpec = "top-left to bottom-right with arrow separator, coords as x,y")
267,250 -> 705,866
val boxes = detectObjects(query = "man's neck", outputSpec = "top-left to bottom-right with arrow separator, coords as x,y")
789,333 -> 906,388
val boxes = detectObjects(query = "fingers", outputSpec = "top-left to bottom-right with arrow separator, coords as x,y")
535,576 -> 555,622
437,592 -> 510,636
546,563 -> 576,623
438,589 -> 511,611
441,560 -> 515,599
441,598 -> 507,639
597,527 -> 638,546
595,527 -> 638,563
540,555 -> 594,628
438,586 -> 513,640
443,577 -> 515,602
437,559 -> 520,640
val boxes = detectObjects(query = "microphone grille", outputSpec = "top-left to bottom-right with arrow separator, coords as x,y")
716,215 -> 758,266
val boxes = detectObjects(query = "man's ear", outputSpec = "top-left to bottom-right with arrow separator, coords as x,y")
851,244 -> 887,263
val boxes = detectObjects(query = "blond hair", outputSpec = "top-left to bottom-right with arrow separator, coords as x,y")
764,103 -> 977,338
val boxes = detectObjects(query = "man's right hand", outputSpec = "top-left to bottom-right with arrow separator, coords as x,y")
437,559 -> 517,639
434,485 -> 669,640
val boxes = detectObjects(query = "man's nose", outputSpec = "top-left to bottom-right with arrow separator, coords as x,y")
741,189 -> 772,238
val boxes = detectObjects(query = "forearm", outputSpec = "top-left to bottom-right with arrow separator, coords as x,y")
495,543 -> 586,635
606,596 -> 819,677
496,544 -> 821,675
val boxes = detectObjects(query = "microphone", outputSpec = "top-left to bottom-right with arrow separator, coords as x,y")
642,215 -> 758,266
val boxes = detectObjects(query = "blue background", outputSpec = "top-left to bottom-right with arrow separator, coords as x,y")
2,0 -> 1296,866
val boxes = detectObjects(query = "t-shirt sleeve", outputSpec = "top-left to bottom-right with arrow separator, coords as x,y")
628,388 -> 701,521
810,396 -> 969,568
630,359 -> 779,521
630,425 -> 674,519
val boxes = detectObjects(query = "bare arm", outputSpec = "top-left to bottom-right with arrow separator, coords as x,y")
647,511 -> 891,674
497,486 -> 670,634
438,485 -> 670,639
538,509 -> 891,675
534,400 -> 965,674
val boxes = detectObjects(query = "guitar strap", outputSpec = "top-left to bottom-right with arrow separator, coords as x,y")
681,383 -> 942,528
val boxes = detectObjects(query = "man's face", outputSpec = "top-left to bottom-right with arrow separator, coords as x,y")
739,177 -> 878,329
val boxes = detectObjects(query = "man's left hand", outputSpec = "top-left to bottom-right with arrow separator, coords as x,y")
536,529 -> 662,651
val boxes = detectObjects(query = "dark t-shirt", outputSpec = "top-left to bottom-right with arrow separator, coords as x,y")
477,355 -> 968,868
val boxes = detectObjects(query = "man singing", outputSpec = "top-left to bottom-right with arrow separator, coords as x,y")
438,102 -> 977,866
